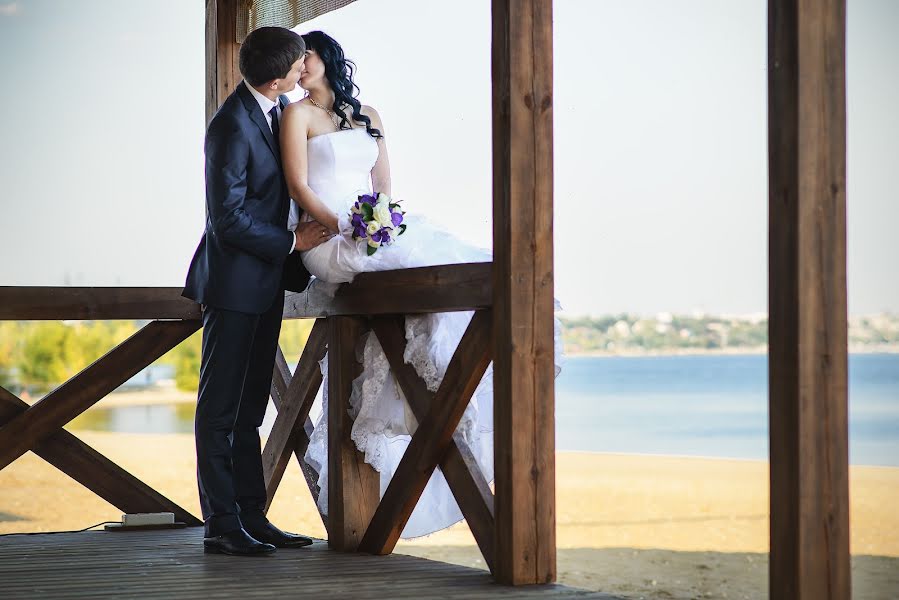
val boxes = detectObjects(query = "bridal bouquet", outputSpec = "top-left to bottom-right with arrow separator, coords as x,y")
349,192 -> 407,255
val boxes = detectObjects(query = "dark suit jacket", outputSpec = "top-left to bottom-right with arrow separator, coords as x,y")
183,83 -> 310,314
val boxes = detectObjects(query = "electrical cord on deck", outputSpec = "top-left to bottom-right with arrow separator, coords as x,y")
0,521 -> 119,537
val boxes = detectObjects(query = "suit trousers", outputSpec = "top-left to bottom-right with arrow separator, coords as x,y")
195,292 -> 284,536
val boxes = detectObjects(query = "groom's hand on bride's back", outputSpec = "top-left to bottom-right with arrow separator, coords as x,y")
294,220 -> 336,251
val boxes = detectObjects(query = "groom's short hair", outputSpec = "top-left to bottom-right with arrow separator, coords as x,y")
239,27 -> 306,86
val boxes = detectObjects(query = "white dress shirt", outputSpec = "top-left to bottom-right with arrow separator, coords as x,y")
244,80 -> 297,254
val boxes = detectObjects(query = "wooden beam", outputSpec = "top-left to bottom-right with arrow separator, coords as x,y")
265,344 -> 328,508
284,262 -> 493,318
0,321 -> 200,471
0,287 -> 200,321
492,0 -> 556,585
0,264 -> 491,321
358,311 -> 492,557
0,388 -> 201,526
206,0 -> 242,124
267,347 -> 323,516
369,315 -> 496,571
327,316 -> 379,551
768,1 -> 850,599
269,346 -> 292,410
262,321 -> 327,514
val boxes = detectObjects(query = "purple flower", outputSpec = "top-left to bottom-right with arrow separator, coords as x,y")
351,213 -> 364,227
358,193 -> 377,205
391,211 -> 404,227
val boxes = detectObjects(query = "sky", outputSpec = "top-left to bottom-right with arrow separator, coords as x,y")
0,0 -> 896,316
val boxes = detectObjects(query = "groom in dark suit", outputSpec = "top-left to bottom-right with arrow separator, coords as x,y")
183,27 -> 333,556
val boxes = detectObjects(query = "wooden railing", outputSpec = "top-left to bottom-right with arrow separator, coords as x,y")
0,261 -> 503,571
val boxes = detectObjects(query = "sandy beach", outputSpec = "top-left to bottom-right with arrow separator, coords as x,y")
1,431 -> 896,599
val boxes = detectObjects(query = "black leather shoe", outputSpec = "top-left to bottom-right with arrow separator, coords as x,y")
203,528 -> 276,556
245,522 -> 314,548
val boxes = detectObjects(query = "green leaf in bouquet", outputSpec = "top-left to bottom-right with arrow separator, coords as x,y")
367,245 -> 378,256
361,203 -> 374,220
398,224 -> 407,235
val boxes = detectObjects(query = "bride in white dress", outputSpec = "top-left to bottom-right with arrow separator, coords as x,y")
280,31 -> 561,538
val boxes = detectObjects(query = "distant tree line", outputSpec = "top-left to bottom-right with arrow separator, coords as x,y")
1,314 -> 894,392
0,319 -> 316,394
559,313 -> 899,355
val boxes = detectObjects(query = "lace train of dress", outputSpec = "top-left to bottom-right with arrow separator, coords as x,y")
297,128 -> 562,538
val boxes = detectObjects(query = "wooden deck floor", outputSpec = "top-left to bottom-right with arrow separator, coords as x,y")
0,528 -> 621,599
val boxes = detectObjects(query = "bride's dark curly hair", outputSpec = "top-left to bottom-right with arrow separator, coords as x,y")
301,30 -> 382,139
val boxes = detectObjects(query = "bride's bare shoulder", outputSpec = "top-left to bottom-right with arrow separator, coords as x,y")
360,104 -> 384,128
283,99 -> 314,119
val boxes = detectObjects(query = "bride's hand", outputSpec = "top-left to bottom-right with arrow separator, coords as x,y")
294,221 -> 335,251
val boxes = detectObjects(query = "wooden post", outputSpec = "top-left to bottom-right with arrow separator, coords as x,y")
206,0 -> 242,124
768,1 -> 850,599
491,0 -> 556,586
327,316 -> 380,551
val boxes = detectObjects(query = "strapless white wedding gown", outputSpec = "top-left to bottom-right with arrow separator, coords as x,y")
297,127 -> 562,538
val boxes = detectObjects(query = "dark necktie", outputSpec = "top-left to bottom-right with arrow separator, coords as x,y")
269,105 -> 280,143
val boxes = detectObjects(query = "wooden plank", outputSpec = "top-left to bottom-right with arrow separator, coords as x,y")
0,529 -> 618,599
269,344 -> 324,516
492,0 -> 557,585
0,287 -> 200,321
0,264 -> 491,322
327,316 -> 380,551
206,0 -> 242,124
358,310 -> 492,556
0,387 -> 201,526
768,1 -> 850,599
369,315 -> 496,571
263,320 -> 327,512
284,262 -> 492,318
270,345 -> 292,406
0,320 -> 199,471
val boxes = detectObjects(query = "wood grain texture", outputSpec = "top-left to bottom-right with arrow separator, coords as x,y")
284,263 -> 493,318
0,264 -> 490,322
270,346 -> 292,407
492,0 -> 557,586
0,287 -> 200,321
263,321 -> 327,520
328,316 -> 380,551
369,315 -> 496,571
268,353 -> 324,522
358,311 -> 492,557
0,529 -> 619,599
0,388 -> 201,526
207,0 -> 241,124
768,1 -> 849,599
0,321 -> 200,471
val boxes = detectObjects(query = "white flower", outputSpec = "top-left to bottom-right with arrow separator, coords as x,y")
366,221 -> 380,235
351,203 -> 362,215
367,238 -> 381,249
373,201 -> 393,229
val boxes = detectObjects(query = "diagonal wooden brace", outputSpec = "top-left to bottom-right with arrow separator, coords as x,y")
369,314 -> 496,571
0,320 -> 200,471
263,320 -> 328,520
358,310 -> 492,557
0,387 -> 202,525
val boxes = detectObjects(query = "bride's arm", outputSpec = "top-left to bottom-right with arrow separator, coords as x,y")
280,103 -> 340,232
363,106 -> 392,197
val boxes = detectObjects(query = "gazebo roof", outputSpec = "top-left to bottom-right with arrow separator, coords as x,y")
237,0 -> 361,41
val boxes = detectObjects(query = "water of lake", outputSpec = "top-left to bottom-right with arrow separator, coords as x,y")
67,353 -> 899,466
